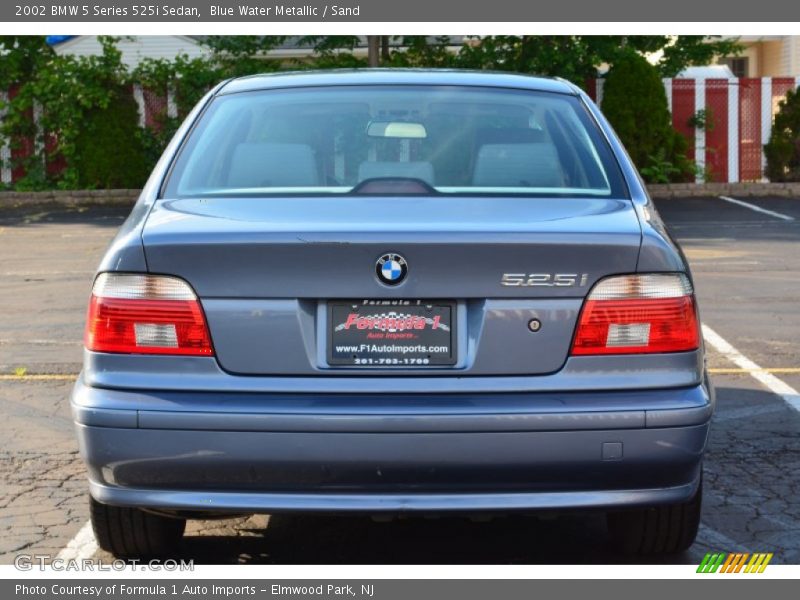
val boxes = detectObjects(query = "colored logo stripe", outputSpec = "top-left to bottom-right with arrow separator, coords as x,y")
744,553 -> 773,573
697,552 -> 773,573
697,553 -> 725,573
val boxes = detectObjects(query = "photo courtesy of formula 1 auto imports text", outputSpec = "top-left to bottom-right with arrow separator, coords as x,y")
1,0 -> 799,597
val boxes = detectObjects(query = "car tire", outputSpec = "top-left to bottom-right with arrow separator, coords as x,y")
606,479 -> 702,555
90,496 -> 186,559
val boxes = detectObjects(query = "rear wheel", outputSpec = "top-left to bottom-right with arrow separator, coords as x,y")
606,480 -> 702,555
90,496 -> 186,559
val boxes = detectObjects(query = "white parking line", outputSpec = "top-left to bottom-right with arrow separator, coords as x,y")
56,521 -> 98,561
703,324 -> 800,412
0,338 -> 81,346
719,196 -> 795,222
0,270 -> 93,276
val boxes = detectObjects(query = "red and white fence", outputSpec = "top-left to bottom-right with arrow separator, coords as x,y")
0,90 -> 10,185
2,77 -> 800,186
131,83 -> 177,129
0,83 -> 175,186
588,77 -> 800,183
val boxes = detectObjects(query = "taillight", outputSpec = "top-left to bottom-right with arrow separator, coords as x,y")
571,274 -> 699,355
84,273 -> 214,356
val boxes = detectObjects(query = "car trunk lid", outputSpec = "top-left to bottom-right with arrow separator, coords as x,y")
141,195 -> 642,375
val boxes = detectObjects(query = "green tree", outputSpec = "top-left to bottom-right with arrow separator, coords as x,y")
73,92 -> 149,188
0,34 -> 743,190
764,87 -> 800,182
0,37 -> 54,187
304,35 -> 741,85
0,36 -> 53,88
456,36 -> 740,84
296,36 -> 366,68
0,36 -> 150,189
385,36 -> 457,68
199,35 -> 286,77
601,53 -> 691,182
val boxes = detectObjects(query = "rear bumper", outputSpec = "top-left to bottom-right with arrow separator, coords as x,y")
72,378 -> 712,513
88,479 -> 701,514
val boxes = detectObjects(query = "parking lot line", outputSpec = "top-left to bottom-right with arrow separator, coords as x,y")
0,338 -> 81,346
56,521 -> 98,561
708,368 -> 800,374
703,324 -> 800,412
718,196 -> 795,222
0,374 -> 77,381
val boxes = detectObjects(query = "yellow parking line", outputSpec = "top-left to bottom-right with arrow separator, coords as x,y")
0,374 -> 77,381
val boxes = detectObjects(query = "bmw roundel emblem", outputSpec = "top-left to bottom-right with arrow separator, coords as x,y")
376,253 -> 408,285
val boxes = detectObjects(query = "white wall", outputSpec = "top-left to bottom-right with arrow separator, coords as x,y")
52,36 -> 210,69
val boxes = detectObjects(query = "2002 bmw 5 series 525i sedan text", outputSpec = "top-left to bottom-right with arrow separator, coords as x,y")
71,70 -> 712,559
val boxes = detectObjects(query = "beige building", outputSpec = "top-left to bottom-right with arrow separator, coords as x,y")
718,35 -> 800,78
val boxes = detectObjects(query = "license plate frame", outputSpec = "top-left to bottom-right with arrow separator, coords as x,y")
327,300 -> 457,367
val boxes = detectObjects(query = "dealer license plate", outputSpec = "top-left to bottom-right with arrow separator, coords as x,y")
327,300 -> 456,366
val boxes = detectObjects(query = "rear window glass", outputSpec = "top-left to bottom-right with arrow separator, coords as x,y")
163,85 -> 627,198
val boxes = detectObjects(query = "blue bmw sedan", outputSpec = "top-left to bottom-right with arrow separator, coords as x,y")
71,70 -> 712,558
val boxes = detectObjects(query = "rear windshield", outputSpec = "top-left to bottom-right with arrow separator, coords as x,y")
163,85 -> 627,198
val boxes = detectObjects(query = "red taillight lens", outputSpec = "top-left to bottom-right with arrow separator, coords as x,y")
85,274 -> 214,356
571,274 -> 699,355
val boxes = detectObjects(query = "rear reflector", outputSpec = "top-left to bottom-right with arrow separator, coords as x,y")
85,273 -> 213,355
571,274 -> 699,355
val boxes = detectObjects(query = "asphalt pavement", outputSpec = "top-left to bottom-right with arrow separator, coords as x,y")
0,196 -> 798,564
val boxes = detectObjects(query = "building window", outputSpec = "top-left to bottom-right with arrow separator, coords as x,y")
722,57 -> 749,78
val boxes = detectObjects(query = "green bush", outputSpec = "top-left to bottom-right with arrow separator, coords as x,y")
72,88 -> 150,188
601,53 -> 692,183
764,87 -> 800,182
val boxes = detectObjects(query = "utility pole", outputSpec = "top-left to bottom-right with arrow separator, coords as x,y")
367,36 -> 380,67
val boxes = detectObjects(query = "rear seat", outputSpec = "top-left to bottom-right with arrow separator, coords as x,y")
472,142 -> 565,188
227,142 -> 319,187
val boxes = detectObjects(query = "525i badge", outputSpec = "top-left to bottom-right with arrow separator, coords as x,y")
501,273 -> 589,287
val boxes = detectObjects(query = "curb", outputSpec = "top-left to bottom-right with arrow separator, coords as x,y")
1,184 -> 799,206
0,189 -> 140,208
648,183 -> 800,199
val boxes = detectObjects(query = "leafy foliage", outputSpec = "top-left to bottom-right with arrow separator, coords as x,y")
198,36 -> 286,77
640,150 -> 684,184
295,36 -> 367,68
454,36 -> 741,84
764,87 -> 800,182
132,55 -> 223,161
0,36 -> 135,188
73,91 -> 150,188
0,36 -> 53,88
0,35 -> 742,189
601,53 -> 692,183
385,36 -> 457,68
